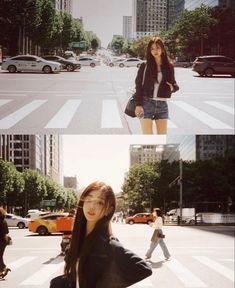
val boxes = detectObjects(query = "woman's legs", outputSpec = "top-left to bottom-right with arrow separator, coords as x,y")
155,119 -> 167,134
145,240 -> 158,259
140,119 -> 153,134
158,239 -> 171,259
0,244 -> 6,272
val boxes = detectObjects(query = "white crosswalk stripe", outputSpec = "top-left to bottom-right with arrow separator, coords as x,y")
172,101 -> 233,130
101,99 -> 123,128
0,99 -> 12,107
205,101 -> 234,115
7,256 -> 37,271
0,100 -> 47,129
193,256 -> 234,282
45,99 -> 81,129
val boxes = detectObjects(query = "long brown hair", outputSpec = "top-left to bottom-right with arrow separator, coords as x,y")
145,36 -> 172,83
64,181 -> 116,282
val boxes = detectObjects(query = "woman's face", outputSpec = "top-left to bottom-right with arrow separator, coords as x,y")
151,43 -> 162,58
83,189 -> 106,224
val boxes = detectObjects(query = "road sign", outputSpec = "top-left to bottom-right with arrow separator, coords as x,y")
69,41 -> 86,49
41,199 -> 56,207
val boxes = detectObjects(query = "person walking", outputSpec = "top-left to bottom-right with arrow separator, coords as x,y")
134,36 -> 179,134
50,181 -> 152,288
145,209 -> 171,261
0,207 -> 11,279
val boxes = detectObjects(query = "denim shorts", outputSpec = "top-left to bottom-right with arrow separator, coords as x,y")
142,98 -> 169,120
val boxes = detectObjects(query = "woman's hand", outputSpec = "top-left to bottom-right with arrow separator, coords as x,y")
135,106 -> 144,118
166,82 -> 173,92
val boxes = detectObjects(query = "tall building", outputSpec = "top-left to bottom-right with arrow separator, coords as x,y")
54,0 -> 73,14
64,176 -> 78,189
123,16 -> 133,40
130,144 -> 180,166
196,135 -> 235,160
168,0 -> 185,27
132,0 -> 168,39
185,0 -> 235,10
0,135 -> 62,183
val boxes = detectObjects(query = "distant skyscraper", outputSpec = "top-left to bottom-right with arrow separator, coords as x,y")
64,176 -> 78,189
54,0 -> 73,13
168,0 -> 185,27
185,0 -> 234,10
0,135 -> 62,183
132,0 -> 168,39
196,135 -> 235,160
123,16 -> 133,40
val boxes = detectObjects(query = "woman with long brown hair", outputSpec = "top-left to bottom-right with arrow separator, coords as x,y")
50,181 -> 152,288
134,36 -> 179,134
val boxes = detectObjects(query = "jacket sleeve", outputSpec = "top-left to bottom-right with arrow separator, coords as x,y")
170,64 -> 179,92
110,239 -> 152,286
134,63 -> 146,106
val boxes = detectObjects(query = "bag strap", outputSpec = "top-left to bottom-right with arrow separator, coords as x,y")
142,64 -> 147,87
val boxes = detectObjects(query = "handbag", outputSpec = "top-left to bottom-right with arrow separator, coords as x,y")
151,229 -> 165,241
5,235 -> 13,245
50,274 -> 75,288
124,64 -> 147,118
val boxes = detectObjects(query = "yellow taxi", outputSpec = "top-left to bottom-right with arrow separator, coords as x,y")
28,213 -> 68,235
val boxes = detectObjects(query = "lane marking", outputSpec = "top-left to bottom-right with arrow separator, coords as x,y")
0,100 -> 47,129
168,120 -> 177,128
173,101 -> 232,129
7,256 -> 37,271
101,99 -> 123,128
167,258 -> 207,287
20,262 -> 64,285
45,99 -> 81,128
205,101 -> 234,115
0,94 -> 26,97
0,99 -> 12,106
194,256 -> 234,282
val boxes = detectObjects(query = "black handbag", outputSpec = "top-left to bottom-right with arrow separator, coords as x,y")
124,95 -> 136,118
50,275 -> 75,288
5,235 -> 13,245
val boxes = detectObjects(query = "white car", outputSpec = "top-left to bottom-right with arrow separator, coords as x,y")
1,55 -> 62,73
118,58 -> 144,68
5,213 -> 30,229
108,58 -> 126,67
78,57 -> 101,67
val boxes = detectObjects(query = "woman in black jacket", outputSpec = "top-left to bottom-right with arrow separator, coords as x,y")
51,181 -> 152,288
0,207 -> 11,279
134,37 -> 178,134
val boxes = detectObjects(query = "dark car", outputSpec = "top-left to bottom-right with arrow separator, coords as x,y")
42,55 -> 81,71
125,213 -> 155,225
192,55 -> 235,77
173,60 -> 192,68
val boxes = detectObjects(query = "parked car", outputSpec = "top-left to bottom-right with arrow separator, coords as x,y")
78,57 -> 101,67
5,213 -> 30,229
192,55 -> 235,77
173,60 -> 192,68
42,55 -> 81,71
1,55 -> 61,73
28,213 -> 68,235
108,58 -> 126,67
125,213 -> 155,225
118,58 -> 144,68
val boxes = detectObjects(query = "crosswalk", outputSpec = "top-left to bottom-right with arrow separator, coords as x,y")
2,253 -> 234,287
0,95 -> 234,132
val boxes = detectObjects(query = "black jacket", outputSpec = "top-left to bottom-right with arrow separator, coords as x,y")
50,235 -> 152,288
134,62 -> 178,106
0,219 -> 9,244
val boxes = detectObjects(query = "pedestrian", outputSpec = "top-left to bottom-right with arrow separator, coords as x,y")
145,209 -> 171,261
50,181 -> 152,288
0,207 -> 11,279
134,36 -> 179,134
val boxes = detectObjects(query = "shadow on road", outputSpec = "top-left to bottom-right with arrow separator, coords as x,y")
43,254 -> 64,264
150,260 -> 164,269
183,225 -> 234,237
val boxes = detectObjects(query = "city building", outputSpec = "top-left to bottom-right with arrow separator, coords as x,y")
54,0 -> 73,14
196,135 -> 235,160
132,0 -> 168,39
123,16 -> 133,40
64,176 -> 78,189
130,144 -> 180,166
0,135 -> 62,183
168,0 -> 185,27
185,0 -> 235,10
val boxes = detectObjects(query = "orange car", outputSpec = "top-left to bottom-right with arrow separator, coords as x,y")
125,213 -> 155,225
28,213 -> 70,235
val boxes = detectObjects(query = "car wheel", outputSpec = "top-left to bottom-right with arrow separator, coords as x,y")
198,72 -> 204,77
37,226 -> 48,235
204,68 -> 213,77
119,63 -> 124,68
90,63 -> 95,68
8,65 -> 17,73
43,65 -> 52,74
17,222 -> 25,229
109,63 -> 114,67
128,220 -> 134,225
147,220 -> 153,225
66,64 -> 74,72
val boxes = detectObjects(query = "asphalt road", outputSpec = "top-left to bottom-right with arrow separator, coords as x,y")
1,224 -> 234,288
0,65 -> 234,134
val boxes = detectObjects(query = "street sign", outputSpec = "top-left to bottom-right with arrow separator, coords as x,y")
69,41 -> 86,49
41,199 -> 56,207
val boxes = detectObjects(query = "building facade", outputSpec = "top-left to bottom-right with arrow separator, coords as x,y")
0,135 -> 61,183
196,135 -> 235,160
132,0 -> 168,39
54,0 -> 73,14
168,0 -> 185,27
123,16 -> 133,40
185,0 -> 235,10
64,176 -> 78,189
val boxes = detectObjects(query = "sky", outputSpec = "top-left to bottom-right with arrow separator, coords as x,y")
62,135 -> 166,193
73,0 -> 132,47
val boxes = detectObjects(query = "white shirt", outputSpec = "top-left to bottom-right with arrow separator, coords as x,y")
152,216 -> 163,229
153,72 -> 167,101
